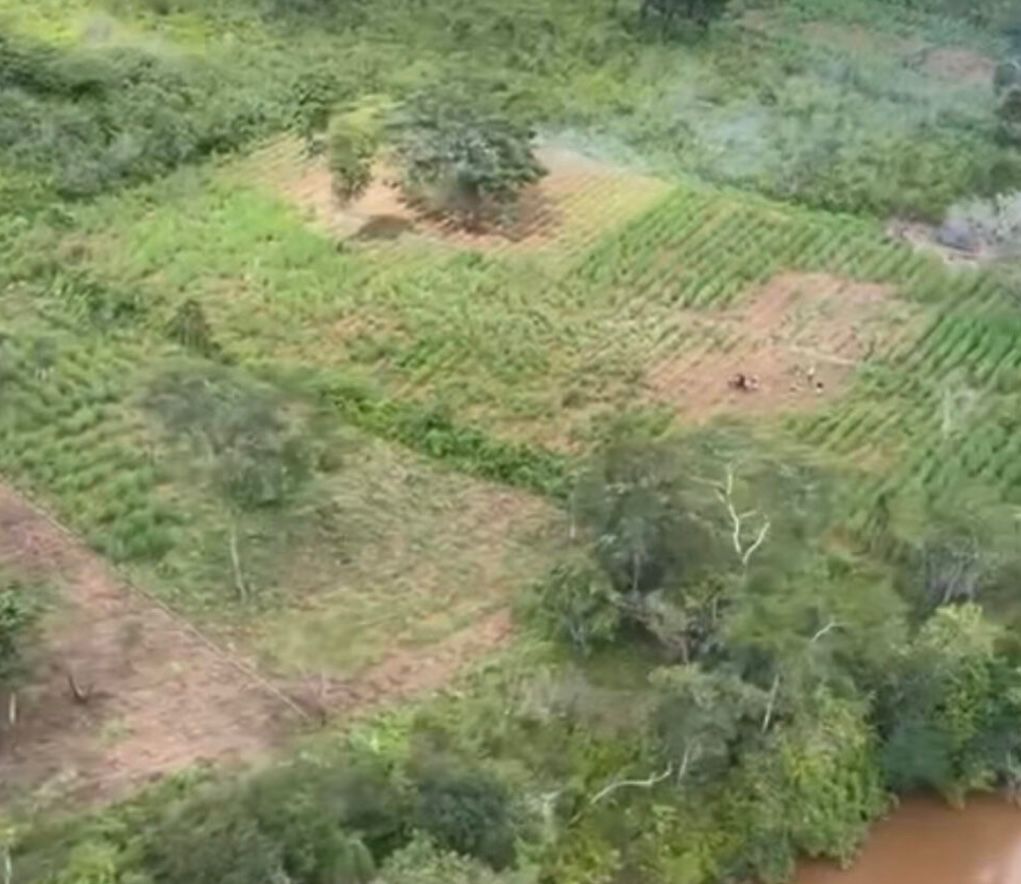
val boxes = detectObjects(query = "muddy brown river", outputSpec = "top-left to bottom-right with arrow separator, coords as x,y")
796,796 -> 1021,884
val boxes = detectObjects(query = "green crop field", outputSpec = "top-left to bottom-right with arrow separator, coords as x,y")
3,0 -> 1021,880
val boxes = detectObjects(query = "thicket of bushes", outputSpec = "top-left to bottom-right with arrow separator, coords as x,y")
14,750 -> 526,883
5,0 -> 1020,223
13,428 -> 1021,883
0,31 -> 301,210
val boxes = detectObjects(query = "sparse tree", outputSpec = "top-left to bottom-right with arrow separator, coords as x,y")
327,106 -> 383,203
571,436 -> 711,597
166,298 -> 223,360
143,365 -> 312,602
527,561 -> 622,655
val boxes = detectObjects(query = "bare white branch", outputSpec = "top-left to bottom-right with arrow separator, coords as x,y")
590,764 -> 674,805
741,519 -> 771,567
762,673 -> 780,733
810,620 -> 841,644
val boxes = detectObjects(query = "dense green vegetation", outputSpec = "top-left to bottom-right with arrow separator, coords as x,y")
2,0 -> 1021,881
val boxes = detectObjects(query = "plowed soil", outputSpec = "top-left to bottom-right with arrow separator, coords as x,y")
646,272 -> 916,420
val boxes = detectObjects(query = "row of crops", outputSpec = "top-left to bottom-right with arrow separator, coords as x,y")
0,320 -> 182,561
562,184 -> 1021,511
4,168 -> 1020,569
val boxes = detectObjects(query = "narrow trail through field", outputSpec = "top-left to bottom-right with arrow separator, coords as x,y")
0,483 -> 514,804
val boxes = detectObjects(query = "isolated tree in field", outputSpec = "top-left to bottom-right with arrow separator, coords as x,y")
166,297 -> 223,360
389,96 -> 546,228
143,365 -> 311,601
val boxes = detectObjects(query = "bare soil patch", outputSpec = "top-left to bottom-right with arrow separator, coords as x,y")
0,484 -> 297,804
801,20 -> 924,57
250,138 -> 668,256
290,610 -> 513,721
918,47 -> 996,85
248,445 -> 559,678
646,272 -> 915,420
0,479 -> 533,805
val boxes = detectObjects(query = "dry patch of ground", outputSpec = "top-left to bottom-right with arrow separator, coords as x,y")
646,272 -> 917,421
289,610 -> 514,722
800,20 -> 926,58
242,137 -> 669,258
0,465 -> 554,803
0,483 -> 297,804
917,47 -> 997,85
745,13 -> 994,89
246,440 -> 560,679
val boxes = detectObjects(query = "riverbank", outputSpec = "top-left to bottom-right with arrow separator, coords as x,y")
797,795 -> 1021,883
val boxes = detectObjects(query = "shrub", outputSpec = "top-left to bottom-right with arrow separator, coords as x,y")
142,773 -> 375,884
526,561 -> 621,655
327,110 -> 380,203
374,836 -> 520,884
412,764 -> 518,871
0,32 -> 290,204
0,579 -> 39,687
165,299 -> 224,361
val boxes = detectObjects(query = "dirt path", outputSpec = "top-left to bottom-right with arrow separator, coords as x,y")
0,484 -> 515,805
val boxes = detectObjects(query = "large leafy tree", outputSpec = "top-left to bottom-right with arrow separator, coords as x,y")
724,693 -> 887,883
388,93 -> 546,229
877,604 -> 1021,801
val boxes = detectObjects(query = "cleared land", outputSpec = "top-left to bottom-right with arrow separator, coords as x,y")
0,483 -> 293,803
0,476 -> 548,803
2,0 -> 1020,814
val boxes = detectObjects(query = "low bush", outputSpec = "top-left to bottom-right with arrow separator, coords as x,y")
327,107 -> 382,202
412,763 -> 518,871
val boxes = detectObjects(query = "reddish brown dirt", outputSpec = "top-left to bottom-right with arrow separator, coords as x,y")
919,48 -> 997,85
264,141 -> 666,255
291,610 -> 513,720
280,157 -> 560,251
0,484 -> 298,804
0,484 -> 519,805
646,272 -> 912,420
